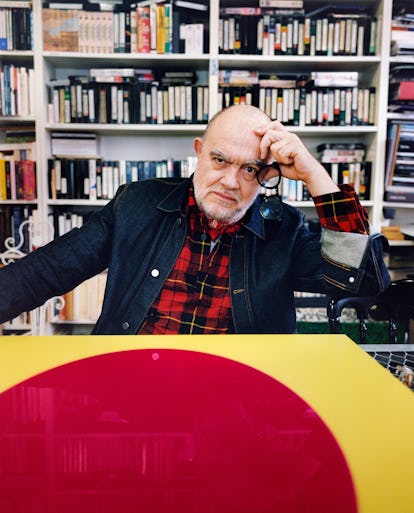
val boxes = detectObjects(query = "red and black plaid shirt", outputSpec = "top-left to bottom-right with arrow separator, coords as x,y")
138,183 -> 369,335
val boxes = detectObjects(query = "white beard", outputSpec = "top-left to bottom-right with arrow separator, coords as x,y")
193,184 -> 257,224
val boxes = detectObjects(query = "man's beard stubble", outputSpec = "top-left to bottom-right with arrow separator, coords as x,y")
193,178 -> 257,225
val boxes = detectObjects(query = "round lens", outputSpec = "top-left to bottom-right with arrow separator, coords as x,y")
256,162 -> 281,189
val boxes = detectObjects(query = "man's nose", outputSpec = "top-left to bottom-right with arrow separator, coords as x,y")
220,165 -> 241,188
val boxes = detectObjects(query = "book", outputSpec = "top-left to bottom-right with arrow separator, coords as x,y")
173,0 -> 207,11
384,189 -> 414,203
219,69 -> 259,85
42,8 -> 63,51
259,0 -> 303,7
385,123 -> 402,188
171,0 -> 209,53
310,71 -> 358,88
51,132 -> 98,157
136,4 -> 151,52
390,81 -> 414,101
45,2 -> 83,8
258,78 -> 297,88
89,67 -> 138,81
219,7 -> 261,15
316,142 -> 365,152
20,160 -> 36,200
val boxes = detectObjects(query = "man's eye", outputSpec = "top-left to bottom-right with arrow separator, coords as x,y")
214,157 -> 225,165
245,165 -> 258,175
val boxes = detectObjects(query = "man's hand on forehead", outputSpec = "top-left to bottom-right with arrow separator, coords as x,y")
253,120 -> 292,161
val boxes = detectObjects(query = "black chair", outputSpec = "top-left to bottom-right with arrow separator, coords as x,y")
327,279 -> 414,344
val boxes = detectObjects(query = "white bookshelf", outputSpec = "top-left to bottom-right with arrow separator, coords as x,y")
35,1 -> 393,225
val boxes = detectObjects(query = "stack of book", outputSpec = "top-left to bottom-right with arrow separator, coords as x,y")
391,2 -> 414,56
51,131 -> 98,157
2,126 -> 35,144
384,122 -> 414,203
317,143 -> 371,200
388,64 -> 414,116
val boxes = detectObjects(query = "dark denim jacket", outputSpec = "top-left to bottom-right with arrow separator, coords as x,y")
0,178 -> 390,334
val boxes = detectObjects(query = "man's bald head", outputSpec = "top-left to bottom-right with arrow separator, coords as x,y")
204,105 -> 271,141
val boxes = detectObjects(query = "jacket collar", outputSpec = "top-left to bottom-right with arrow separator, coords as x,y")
156,178 -> 266,240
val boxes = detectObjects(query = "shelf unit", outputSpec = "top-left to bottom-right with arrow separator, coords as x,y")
33,1 -> 393,227
0,0 -> 411,333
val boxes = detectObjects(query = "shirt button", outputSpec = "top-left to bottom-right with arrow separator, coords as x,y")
151,269 -> 160,278
201,233 -> 208,241
121,321 -> 130,330
349,276 -> 355,283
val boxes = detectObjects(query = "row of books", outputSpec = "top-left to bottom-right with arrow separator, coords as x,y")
49,208 -> 89,238
0,205 -> 35,254
219,85 -> 376,127
219,9 -> 377,56
47,157 -> 197,200
48,79 -> 209,125
49,272 -> 107,323
322,162 -> 371,201
385,122 -> 414,203
0,143 -> 36,201
279,162 -> 372,202
318,142 -> 371,199
45,154 -> 370,205
42,1 -> 208,55
3,311 -> 31,331
0,158 -> 36,201
0,3 -> 33,51
0,64 -> 35,117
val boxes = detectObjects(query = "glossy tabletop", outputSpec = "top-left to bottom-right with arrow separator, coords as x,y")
0,334 -> 412,513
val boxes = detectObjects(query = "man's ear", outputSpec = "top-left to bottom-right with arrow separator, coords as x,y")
194,137 -> 203,156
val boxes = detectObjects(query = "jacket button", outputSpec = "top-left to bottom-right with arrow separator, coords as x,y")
121,321 -> 130,330
349,276 -> 355,283
177,217 -> 182,224
151,269 -> 160,277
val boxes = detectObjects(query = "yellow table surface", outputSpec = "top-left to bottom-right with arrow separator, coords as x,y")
0,333 -> 413,513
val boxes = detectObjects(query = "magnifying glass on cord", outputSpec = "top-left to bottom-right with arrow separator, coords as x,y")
256,161 -> 283,221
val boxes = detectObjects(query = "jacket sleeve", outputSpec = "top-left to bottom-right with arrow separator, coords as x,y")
290,211 -> 391,298
319,229 -> 391,296
0,195 -> 117,324
310,184 -> 391,296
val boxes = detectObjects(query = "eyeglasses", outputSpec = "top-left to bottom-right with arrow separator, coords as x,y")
239,161 -> 281,188
255,161 -> 282,190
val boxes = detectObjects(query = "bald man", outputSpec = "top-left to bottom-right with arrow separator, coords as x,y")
0,105 -> 390,334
